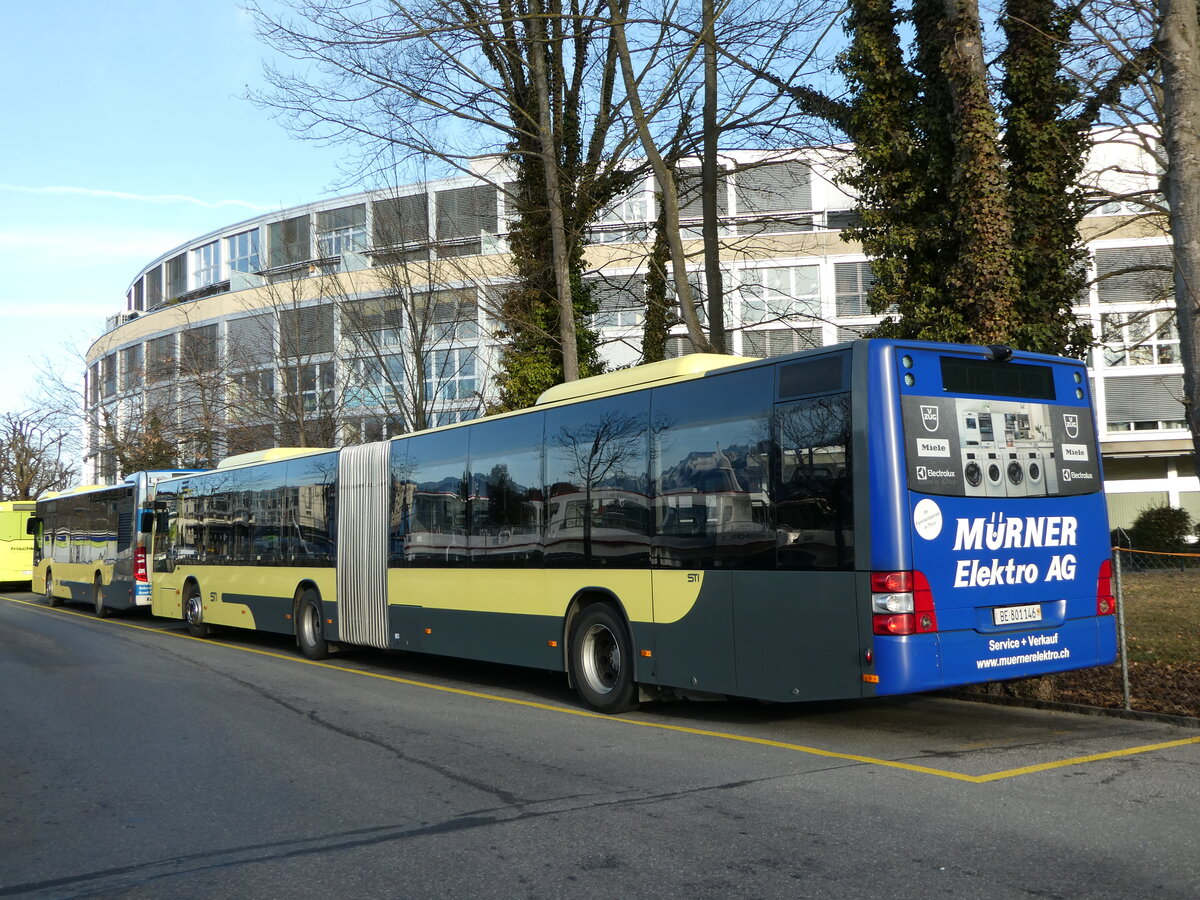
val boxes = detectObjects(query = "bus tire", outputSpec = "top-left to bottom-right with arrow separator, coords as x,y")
93,575 -> 109,618
45,570 -> 62,607
568,603 -> 638,714
295,588 -> 328,660
184,584 -> 210,638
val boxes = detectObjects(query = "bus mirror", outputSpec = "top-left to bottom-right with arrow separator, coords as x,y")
138,509 -> 155,532
26,516 -> 40,535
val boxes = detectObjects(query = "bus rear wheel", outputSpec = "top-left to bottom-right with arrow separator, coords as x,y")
45,571 -> 61,607
184,585 -> 210,638
93,576 -> 109,618
569,604 -> 637,714
295,589 -> 328,660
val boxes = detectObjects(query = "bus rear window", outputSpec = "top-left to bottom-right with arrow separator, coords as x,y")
940,357 -> 1055,400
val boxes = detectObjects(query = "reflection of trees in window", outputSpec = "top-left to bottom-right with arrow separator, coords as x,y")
547,404 -> 650,566
774,393 -> 853,570
651,367 -> 775,569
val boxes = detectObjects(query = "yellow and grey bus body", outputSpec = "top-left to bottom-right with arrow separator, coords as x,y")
0,500 -> 37,586
147,349 -> 867,709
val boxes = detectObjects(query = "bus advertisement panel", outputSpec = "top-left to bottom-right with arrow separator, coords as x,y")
868,343 -> 1115,693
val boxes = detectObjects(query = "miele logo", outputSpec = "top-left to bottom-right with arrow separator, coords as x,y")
921,405 -> 940,432
1061,444 -> 1089,462
916,438 -> 951,458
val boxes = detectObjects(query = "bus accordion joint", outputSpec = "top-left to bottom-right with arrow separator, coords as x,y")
1096,559 -> 1115,616
871,570 -> 938,636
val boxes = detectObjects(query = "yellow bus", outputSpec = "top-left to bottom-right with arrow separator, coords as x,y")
0,500 -> 36,587
32,471 -> 200,616
147,343 -> 1116,712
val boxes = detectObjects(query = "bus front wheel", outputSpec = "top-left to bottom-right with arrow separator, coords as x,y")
45,571 -> 61,608
93,576 -> 109,618
569,604 -> 637,714
184,585 -> 210,638
296,589 -> 328,660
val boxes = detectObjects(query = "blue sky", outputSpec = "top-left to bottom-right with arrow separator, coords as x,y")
0,1 -> 353,413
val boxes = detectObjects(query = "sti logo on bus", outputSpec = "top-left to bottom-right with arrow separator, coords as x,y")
921,405 -> 940,432
1063,413 -> 1079,439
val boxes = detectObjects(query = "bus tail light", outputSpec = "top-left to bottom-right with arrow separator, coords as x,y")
872,570 -> 937,635
1096,559 -> 1115,615
134,546 -> 148,584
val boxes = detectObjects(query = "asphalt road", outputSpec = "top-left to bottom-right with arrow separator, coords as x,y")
2,591 -> 1198,899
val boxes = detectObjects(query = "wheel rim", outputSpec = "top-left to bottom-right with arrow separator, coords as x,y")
300,603 -> 320,647
45,573 -> 52,598
185,594 -> 202,627
579,623 -> 621,695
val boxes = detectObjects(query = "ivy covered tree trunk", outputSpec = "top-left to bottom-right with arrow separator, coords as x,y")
827,0 -> 1126,357
1000,0 -> 1093,357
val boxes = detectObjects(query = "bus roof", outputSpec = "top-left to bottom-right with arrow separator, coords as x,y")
535,354 -> 756,406
217,447 -> 333,469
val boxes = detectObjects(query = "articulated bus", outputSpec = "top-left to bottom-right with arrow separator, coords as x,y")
31,470 -> 200,617
147,341 -> 1116,712
0,500 -> 37,587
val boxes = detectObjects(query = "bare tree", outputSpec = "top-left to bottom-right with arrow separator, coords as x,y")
0,410 -> 76,500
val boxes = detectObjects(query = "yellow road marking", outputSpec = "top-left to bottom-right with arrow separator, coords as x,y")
9,594 -> 1200,783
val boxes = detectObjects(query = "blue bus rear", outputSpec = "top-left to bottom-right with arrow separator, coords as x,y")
864,341 -> 1116,694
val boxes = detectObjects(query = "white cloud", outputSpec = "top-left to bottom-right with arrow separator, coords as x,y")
0,183 -> 274,212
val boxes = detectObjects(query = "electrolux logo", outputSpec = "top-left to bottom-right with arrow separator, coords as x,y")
916,465 -> 957,480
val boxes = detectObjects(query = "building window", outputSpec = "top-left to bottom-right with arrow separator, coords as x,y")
734,160 -> 813,234
414,289 -> 478,343
227,230 -> 260,274
834,261 -> 877,316
590,275 -> 645,329
435,185 -> 497,257
101,354 -> 117,399
268,215 -> 311,267
424,346 -> 478,404
591,183 -> 650,244
741,265 -> 820,323
181,324 -> 220,373
280,305 -> 335,357
350,354 -> 405,407
1094,246 -> 1174,304
119,345 -> 143,392
146,335 -> 176,383
743,327 -> 823,358
284,363 -> 335,414
192,241 -> 221,288
1104,374 -> 1186,432
166,254 -> 187,300
342,296 -> 404,350
1101,311 -> 1179,367
316,205 -> 367,256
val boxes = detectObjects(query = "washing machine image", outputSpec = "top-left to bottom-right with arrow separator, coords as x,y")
1023,449 -> 1047,496
1004,450 -> 1029,497
961,450 -> 987,496
984,450 -> 1007,497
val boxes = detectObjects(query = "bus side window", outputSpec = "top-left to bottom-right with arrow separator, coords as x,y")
774,393 -> 854,570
